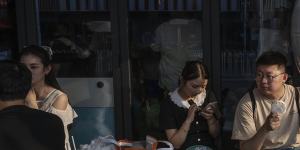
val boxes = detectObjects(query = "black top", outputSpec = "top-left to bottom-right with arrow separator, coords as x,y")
0,105 -> 65,150
159,91 -> 217,150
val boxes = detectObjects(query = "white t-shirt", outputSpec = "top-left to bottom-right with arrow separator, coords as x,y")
151,18 -> 203,91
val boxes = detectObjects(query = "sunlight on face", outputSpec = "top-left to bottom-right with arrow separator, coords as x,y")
255,64 -> 287,97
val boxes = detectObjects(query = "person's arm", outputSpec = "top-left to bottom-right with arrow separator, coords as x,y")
165,104 -> 198,149
239,125 -> 269,150
207,118 -> 219,138
150,25 -> 161,52
201,104 -> 220,138
201,91 -> 220,138
52,93 -> 68,110
25,88 -> 38,109
239,113 -> 280,150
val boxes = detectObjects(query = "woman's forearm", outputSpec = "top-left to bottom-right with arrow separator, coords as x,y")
207,117 -> 220,138
168,120 -> 191,149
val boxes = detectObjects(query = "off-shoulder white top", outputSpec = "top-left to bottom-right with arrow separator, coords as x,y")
39,89 -> 78,150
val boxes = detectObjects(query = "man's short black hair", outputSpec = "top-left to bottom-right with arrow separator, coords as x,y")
0,61 -> 32,101
256,51 -> 287,69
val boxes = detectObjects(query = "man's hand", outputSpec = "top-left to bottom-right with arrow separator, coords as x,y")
263,112 -> 281,131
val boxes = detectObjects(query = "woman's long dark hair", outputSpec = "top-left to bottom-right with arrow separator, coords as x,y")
20,45 -> 62,90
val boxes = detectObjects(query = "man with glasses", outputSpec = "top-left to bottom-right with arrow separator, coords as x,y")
232,51 -> 300,150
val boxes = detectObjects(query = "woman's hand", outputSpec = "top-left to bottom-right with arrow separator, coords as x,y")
200,104 -> 215,121
201,103 -> 220,138
186,104 -> 198,123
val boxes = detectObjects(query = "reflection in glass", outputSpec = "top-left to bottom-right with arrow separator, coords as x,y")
129,0 -> 204,141
38,0 -> 112,77
292,0 -> 300,74
38,0 -> 110,11
40,19 -> 112,77
0,0 -> 16,61
38,2 -> 114,148
151,18 -> 203,91
220,1 -> 294,149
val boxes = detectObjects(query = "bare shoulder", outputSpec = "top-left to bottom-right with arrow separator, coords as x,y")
52,92 -> 69,110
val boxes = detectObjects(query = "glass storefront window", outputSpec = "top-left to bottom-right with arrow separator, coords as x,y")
0,0 -> 16,60
220,0 -> 295,149
128,0 -> 204,140
38,0 -> 114,148
291,0 -> 300,83
38,4 -> 112,77
30,0 -> 300,148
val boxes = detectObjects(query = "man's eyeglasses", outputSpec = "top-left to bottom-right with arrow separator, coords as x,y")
256,72 -> 285,82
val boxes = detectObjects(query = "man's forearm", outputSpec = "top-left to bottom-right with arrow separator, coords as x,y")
240,126 -> 269,150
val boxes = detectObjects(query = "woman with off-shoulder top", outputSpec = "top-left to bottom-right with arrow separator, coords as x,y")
20,45 -> 78,150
